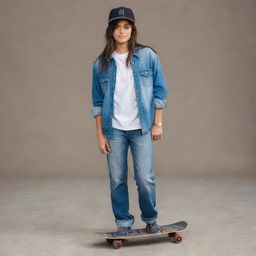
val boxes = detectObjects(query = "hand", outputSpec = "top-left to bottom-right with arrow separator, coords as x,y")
151,125 -> 163,141
97,133 -> 111,154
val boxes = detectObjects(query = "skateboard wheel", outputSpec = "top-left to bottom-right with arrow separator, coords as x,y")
168,233 -> 182,243
112,239 -> 123,249
106,239 -> 113,245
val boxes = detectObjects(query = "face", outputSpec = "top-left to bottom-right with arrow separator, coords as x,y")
112,19 -> 132,45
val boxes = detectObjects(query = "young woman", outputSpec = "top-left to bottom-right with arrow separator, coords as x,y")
91,7 -> 168,235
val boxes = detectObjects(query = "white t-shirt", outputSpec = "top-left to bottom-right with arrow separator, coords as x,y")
111,51 -> 141,130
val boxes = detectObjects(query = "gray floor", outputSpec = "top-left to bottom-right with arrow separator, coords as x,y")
0,175 -> 255,256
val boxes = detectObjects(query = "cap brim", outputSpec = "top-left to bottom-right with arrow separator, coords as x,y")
108,17 -> 135,24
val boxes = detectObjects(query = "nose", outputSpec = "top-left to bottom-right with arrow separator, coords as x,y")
119,27 -> 124,34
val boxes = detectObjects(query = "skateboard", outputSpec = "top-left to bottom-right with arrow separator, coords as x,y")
95,220 -> 188,249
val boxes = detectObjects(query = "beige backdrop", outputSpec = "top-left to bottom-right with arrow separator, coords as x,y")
0,0 -> 255,178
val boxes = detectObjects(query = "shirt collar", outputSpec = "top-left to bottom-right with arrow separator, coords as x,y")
110,48 -> 140,59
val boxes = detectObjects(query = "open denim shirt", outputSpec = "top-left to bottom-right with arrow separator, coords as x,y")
91,46 -> 169,140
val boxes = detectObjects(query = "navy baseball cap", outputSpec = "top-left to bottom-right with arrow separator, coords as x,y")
108,6 -> 135,24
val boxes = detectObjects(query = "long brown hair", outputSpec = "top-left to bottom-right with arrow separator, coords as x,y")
95,19 -> 157,73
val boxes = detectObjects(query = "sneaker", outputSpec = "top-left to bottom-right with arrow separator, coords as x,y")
115,226 -> 131,236
146,222 -> 161,233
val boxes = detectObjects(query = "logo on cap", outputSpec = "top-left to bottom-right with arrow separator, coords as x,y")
118,9 -> 125,16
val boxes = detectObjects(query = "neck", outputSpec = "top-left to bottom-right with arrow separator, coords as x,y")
115,43 -> 129,54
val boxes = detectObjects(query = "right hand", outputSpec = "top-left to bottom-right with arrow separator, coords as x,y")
97,133 -> 111,154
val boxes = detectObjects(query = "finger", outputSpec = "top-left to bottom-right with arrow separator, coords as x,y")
106,141 -> 111,151
105,145 -> 111,153
104,144 -> 111,154
101,147 -> 108,154
106,144 -> 111,152
106,140 -> 110,148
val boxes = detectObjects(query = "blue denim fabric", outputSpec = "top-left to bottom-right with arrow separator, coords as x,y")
107,127 -> 158,228
91,46 -> 169,140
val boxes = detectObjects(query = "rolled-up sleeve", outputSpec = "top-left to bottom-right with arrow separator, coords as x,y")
151,51 -> 169,109
91,63 -> 103,118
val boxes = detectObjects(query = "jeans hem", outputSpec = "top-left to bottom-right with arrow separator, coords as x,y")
141,214 -> 158,224
115,218 -> 135,228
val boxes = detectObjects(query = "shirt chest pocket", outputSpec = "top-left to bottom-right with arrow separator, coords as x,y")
99,77 -> 109,95
139,69 -> 153,86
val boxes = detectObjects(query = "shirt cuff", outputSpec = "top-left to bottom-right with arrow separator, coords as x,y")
91,106 -> 103,118
154,98 -> 167,108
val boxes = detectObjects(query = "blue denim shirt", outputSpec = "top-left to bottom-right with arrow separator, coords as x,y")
91,46 -> 169,140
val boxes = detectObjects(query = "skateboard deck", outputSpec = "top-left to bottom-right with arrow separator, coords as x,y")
96,220 -> 188,249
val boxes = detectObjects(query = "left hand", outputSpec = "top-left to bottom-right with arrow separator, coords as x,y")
151,125 -> 163,141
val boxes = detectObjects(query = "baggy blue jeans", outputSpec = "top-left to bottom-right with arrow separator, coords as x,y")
106,127 -> 158,228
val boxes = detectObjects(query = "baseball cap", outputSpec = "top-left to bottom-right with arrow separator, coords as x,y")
108,6 -> 135,24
